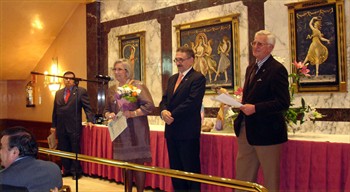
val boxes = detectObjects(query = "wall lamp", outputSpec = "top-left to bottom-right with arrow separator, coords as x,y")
46,57 -> 61,93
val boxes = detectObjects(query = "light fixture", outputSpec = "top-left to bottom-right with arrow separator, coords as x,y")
48,83 -> 61,92
48,57 -> 61,93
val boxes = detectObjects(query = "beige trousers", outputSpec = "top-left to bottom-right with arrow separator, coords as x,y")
235,125 -> 282,192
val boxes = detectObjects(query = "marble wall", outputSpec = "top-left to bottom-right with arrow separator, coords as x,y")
264,0 -> 350,135
107,20 -> 162,105
101,0 -> 194,21
101,0 -> 350,135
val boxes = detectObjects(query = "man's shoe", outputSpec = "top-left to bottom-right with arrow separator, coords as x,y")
61,172 -> 72,177
72,174 -> 82,180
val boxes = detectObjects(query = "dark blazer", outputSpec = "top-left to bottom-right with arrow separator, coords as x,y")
234,56 -> 290,146
52,86 -> 94,136
0,157 -> 62,192
159,68 -> 206,140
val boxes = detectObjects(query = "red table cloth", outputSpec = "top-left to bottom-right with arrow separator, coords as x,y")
81,125 -> 350,192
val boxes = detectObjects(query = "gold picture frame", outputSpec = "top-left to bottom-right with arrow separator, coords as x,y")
286,0 -> 347,92
117,31 -> 146,83
175,14 -> 241,94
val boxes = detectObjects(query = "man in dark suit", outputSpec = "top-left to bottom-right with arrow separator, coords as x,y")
51,71 -> 94,180
159,46 -> 206,191
234,30 -> 290,192
0,126 -> 62,191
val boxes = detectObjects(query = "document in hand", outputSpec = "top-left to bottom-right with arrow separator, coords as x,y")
214,93 -> 242,108
107,111 -> 128,141
47,132 -> 57,149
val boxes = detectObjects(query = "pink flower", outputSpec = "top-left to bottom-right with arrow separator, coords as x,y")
293,61 -> 303,69
293,61 -> 310,77
234,87 -> 243,97
300,66 -> 311,77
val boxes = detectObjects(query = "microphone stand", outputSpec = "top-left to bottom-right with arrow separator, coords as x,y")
31,71 -> 103,84
31,71 -> 109,192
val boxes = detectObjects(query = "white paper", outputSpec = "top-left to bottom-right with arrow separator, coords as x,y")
214,93 -> 242,108
47,132 -> 57,149
107,111 -> 128,141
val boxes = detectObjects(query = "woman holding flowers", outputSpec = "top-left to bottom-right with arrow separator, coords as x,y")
104,59 -> 155,192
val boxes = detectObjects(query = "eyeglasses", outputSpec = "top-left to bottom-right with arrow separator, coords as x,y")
250,41 -> 270,47
63,78 -> 73,81
112,68 -> 125,72
173,57 -> 191,63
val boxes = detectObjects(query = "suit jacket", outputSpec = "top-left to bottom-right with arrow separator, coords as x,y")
0,157 -> 62,192
159,68 -> 206,140
52,86 -> 94,136
0,184 -> 28,192
234,56 -> 290,146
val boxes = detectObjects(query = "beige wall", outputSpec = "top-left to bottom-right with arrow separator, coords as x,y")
4,4 -> 87,122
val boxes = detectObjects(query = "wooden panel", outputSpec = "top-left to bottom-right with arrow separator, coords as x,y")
0,119 -> 51,141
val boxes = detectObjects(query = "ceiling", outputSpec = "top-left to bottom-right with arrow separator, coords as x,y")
0,1 -> 87,81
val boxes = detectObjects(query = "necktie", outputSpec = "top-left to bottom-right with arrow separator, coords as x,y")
173,73 -> 184,92
64,89 -> 70,103
248,64 -> 258,85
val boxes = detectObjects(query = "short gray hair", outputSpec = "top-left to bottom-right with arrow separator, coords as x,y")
255,30 -> 276,46
114,58 -> 134,79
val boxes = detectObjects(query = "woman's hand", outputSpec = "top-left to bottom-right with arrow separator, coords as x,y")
105,112 -> 116,120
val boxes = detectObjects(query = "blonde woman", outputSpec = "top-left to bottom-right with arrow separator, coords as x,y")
104,59 -> 154,192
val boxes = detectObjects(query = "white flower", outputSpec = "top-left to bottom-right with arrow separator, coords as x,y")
116,84 -> 141,103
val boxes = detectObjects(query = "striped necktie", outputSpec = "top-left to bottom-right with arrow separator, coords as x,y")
248,64 -> 258,86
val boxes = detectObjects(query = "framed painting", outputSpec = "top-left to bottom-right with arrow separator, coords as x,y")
175,14 -> 241,94
286,0 -> 346,92
117,31 -> 146,83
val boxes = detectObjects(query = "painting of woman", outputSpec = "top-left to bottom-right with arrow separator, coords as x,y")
215,36 -> 231,82
303,16 -> 331,77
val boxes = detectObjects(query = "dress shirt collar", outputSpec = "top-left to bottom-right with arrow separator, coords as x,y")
179,67 -> 192,78
65,86 -> 73,92
14,156 -> 29,163
255,54 -> 271,71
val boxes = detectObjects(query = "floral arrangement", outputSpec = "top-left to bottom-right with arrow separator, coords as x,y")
233,87 -> 243,100
211,87 -> 239,132
286,61 -> 323,133
116,84 -> 141,103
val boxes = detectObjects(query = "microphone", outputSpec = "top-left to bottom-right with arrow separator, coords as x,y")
95,74 -> 114,81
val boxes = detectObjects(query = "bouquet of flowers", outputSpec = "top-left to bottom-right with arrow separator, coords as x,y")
286,61 -> 323,132
115,84 -> 141,111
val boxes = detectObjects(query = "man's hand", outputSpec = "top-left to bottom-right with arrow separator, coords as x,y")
239,104 -> 256,116
50,187 -> 58,192
161,110 -> 174,125
87,122 -> 93,130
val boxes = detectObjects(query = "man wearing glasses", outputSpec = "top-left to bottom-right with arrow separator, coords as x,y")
159,46 -> 206,191
234,30 -> 290,191
51,71 -> 94,180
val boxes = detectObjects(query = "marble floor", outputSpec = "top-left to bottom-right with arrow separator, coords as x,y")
62,176 -> 161,192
